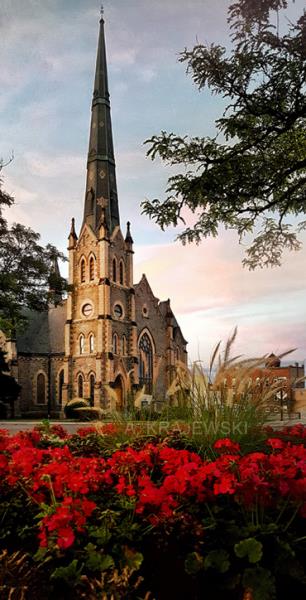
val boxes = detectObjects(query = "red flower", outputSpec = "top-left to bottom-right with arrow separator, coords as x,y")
57,526 -> 75,549
213,438 -> 241,454
266,438 -> 285,450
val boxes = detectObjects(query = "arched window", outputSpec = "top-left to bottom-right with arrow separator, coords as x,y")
112,333 -> 118,354
89,256 -> 95,281
119,260 -> 124,285
89,373 -> 95,406
58,369 -> 64,405
78,374 -> 84,398
122,335 -> 127,356
112,258 -> 117,282
79,334 -> 85,355
80,258 -> 86,283
139,332 -> 153,394
89,333 -> 94,353
36,373 -> 46,404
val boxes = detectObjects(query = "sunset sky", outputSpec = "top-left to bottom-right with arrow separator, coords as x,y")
1,0 -> 305,365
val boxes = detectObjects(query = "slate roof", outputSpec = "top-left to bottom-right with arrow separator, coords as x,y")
16,301 -> 66,354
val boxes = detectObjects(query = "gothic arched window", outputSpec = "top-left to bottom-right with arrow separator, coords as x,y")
119,260 -> 124,285
112,258 -> 117,282
79,334 -> 85,355
77,374 -> 84,398
58,369 -> 64,405
80,258 -> 86,283
89,373 -> 95,405
36,373 -> 46,404
89,333 -> 94,353
139,332 -> 153,394
89,256 -> 95,281
122,335 -> 127,356
112,333 -> 118,355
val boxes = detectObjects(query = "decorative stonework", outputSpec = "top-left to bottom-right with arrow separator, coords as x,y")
97,196 -> 108,208
11,15 -> 188,415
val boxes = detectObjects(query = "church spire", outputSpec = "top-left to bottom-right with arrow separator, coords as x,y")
83,10 -> 119,234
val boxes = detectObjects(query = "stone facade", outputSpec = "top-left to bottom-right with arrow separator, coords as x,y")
1,14 -> 187,416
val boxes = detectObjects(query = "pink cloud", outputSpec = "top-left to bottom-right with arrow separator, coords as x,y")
134,230 -> 306,363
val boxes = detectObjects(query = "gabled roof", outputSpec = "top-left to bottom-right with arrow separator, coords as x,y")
159,299 -> 188,345
16,302 -> 66,355
135,277 -> 187,346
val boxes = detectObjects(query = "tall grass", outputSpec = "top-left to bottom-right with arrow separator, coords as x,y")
64,331 -> 297,447
161,329 -> 297,445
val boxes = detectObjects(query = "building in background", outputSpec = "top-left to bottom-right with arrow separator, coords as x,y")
2,14 -> 187,417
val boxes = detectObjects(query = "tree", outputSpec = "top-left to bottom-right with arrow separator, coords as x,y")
142,0 -> 306,268
0,161 -> 67,334
0,349 -> 20,417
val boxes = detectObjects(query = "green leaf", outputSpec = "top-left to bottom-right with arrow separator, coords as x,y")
234,538 -> 263,564
185,552 -> 204,575
89,526 -> 112,545
123,547 -> 143,570
242,567 -> 276,600
33,547 -> 48,562
86,550 -> 114,572
50,559 -> 83,586
100,554 -> 115,572
204,549 -> 230,573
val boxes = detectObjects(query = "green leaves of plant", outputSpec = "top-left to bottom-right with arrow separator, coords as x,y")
123,547 -> 143,571
234,538 -> 263,563
51,559 -> 83,585
184,552 -> 204,575
204,549 -> 231,573
242,566 -> 276,600
85,543 -> 114,572
185,549 -> 230,575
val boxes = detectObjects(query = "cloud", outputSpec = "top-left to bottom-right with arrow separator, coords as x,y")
138,67 -> 157,83
133,234 -> 306,362
24,152 -> 84,178
110,48 -> 137,67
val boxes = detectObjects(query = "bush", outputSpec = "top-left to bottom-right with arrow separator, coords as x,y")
63,398 -> 89,419
73,406 -> 103,421
1,426 -> 306,598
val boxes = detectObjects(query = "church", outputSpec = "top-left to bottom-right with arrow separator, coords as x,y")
4,13 -> 187,417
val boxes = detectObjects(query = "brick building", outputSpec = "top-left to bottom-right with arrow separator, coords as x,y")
2,14 -> 187,417
218,352 -> 305,416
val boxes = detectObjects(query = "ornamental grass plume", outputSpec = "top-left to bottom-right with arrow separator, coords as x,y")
164,329 -> 298,443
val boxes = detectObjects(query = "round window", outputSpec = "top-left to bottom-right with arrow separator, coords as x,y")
113,304 -> 123,319
142,305 -> 148,317
82,303 -> 93,318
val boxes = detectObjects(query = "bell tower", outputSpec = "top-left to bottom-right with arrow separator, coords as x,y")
63,11 -> 138,409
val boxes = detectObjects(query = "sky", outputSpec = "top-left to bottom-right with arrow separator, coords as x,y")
1,0 -> 305,366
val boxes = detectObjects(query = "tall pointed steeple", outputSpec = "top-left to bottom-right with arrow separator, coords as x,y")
83,10 -> 120,234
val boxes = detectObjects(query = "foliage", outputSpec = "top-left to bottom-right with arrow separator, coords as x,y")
64,398 -> 90,419
148,329 -> 295,448
142,0 -> 306,268
0,349 -> 20,409
0,160 -> 67,335
2,425 -> 306,597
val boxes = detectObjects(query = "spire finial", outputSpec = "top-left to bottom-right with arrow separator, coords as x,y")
125,221 -> 134,244
100,4 -> 104,20
69,217 -> 77,240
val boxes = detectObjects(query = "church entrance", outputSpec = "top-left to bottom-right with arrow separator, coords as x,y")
113,375 -> 124,411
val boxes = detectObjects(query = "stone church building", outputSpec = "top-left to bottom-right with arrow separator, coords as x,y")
3,14 -> 187,417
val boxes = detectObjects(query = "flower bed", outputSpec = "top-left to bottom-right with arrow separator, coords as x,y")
1,424 -> 306,599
